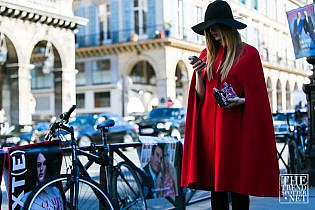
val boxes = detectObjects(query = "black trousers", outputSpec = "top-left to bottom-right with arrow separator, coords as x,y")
211,191 -> 249,210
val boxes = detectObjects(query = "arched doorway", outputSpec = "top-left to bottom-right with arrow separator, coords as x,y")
175,61 -> 189,108
0,33 -> 18,125
127,60 -> 157,113
286,81 -> 291,111
276,79 -> 282,112
266,77 -> 273,112
30,41 -> 62,120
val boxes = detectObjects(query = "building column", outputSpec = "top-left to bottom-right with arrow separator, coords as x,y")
156,76 -> 176,101
282,85 -> 287,112
182,79 -> 189,108
272,88 -> 277,113
54,68 -> 76,116
7,63 -> 33,125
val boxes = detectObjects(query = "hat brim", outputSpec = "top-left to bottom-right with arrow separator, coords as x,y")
192,18 -> 247,35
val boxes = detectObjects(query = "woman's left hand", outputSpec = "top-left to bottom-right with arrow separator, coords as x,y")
225,96 -> 245,109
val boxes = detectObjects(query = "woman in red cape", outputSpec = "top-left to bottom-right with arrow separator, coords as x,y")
181,1 -> 279,209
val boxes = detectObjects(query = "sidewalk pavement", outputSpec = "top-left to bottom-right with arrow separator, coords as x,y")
147,187 -> 315,210
186,187 -> 315,210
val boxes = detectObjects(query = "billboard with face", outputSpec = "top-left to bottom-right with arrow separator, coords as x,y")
287,4 -> 315,59
139,136 -> 180,199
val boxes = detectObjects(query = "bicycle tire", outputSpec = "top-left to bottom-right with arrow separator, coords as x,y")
23,174 -> 114,210
112,161 -> 147,210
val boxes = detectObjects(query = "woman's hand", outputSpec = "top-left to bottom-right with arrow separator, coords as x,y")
225,96 -> 245,109
189,56 -> 206,73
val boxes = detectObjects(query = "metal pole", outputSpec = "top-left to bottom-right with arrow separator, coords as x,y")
304,0 -> 315,183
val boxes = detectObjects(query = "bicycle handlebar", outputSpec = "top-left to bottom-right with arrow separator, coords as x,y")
59,105 -> 77,123
45,105 -> 77,140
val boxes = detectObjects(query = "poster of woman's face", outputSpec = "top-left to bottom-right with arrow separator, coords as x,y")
37,152 -> 47,183
7,141 -> 62,210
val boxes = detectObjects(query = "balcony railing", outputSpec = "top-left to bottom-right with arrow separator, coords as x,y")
75,25 -> 205,48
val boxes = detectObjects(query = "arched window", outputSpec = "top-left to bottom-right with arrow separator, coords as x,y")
130,61 -> 156,85
175,62 -> 188,88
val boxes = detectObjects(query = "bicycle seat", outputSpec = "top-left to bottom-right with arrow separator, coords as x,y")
96,119 -> 115,129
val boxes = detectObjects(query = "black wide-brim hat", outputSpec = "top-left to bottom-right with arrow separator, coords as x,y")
192,0 -> 247,35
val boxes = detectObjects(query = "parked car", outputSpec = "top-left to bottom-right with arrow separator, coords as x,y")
68,113 -> 138,147
0,124 -> 34,147
273,110 -> 307,142
137,107 -> 186,140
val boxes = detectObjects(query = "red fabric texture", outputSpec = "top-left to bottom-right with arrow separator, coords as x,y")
181,43 -> 280,197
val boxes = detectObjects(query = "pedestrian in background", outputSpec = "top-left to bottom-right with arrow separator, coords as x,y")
181,1 -> 279,210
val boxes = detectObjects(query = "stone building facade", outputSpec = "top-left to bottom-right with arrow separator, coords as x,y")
0,0 -> 85,124
30,0 -> 314,120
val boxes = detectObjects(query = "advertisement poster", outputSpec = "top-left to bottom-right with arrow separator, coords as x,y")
139,136 -> 180,199
287,4 -> 315,59
7,141 -> 63,210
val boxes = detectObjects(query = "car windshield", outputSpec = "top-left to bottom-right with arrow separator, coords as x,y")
35,122 -> 50,131
147,108 -> 181,119
69,115 -> 98,127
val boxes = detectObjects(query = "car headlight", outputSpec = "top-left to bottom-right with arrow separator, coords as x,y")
157,123 -> 165,129
164,122 -> 172,130
156,122 -> 172,130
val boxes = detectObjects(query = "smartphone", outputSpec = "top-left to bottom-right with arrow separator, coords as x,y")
188,56 -> 200,64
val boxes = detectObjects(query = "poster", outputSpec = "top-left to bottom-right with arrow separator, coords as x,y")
287,4 -> 315,59
7,140 -> 63,210
139,136 -> 180,199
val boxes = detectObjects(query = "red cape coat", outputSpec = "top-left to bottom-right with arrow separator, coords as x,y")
181,43 -> 280,197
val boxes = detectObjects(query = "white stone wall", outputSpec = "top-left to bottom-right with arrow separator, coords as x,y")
0,2 -> 77,124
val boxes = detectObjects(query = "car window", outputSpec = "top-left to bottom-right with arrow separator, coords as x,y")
36,122 -> 50,131
69,115 -> 98,127
148,108 -> 182,119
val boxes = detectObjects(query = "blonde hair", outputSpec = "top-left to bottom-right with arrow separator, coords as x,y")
204,24 -> 243,81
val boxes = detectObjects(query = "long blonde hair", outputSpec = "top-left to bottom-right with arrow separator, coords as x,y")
205,24 -> 243,81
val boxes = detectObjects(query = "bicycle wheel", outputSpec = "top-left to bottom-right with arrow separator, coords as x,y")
23,174 -> 114,210
112,161 -> 147,210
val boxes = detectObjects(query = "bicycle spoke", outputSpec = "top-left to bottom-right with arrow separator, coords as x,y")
25,175 -> 114,210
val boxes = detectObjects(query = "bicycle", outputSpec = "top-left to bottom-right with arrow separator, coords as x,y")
23,105 -> 146,210
286,111 -> 310,174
